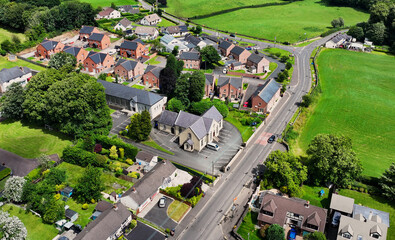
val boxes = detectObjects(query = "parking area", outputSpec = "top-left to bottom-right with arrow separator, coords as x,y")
126,221 -> 165,240
143,196 -> 178,230
110,110 -> 133,135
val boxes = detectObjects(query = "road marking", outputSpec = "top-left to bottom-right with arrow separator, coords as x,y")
255,132 -> 273,146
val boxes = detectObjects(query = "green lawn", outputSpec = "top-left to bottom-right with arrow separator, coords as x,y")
191,0 -> 368,43
122,81 -> 130,85
85,47 -> 101,52
146,56 -> 161,65
80,0 -> 133,8
141,138 -> 175,155
237,211 -> 261,240
225,111 -> 262,142
106,76 -> 113,82
1,204 -> 58,240
110,37 -> 121,43
338,189 -> 395,240
167,200 -> 190,222
157,18 -> 177,27
263,48 -> 291,59
300,185 -> 330,208
0,56 -> 46,71
0,27 -> 26,44
0,120 -> 72,158
293,49 -> 395,177
131,84 -> 145,90
63,198 -> 97,227
183,68 -> 214,73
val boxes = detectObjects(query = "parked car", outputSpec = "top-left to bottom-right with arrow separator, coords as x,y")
207,142 -> 220,151
243,101 -> 248,107
332,211 -> 341,226
158,197 -> 166,208
230,33 -> 235,37
267,135 -> 276,143
288,228 -> 297,240
245,46 -> 252,50
222,68 -> 228,74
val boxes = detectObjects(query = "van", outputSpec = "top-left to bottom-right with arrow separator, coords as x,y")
207,142 -> 220,151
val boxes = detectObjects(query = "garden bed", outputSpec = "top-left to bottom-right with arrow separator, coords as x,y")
225,110 -> 265,142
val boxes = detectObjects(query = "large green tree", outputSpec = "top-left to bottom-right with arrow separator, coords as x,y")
304,232 -> 327,240
379,163 -> 395,201
174,73 -> 191,107
0,82 -> 25,119
126,111 -> 151,141
159,54 -> 184,96
347,26 -> 365,41
188,71 -> 205,103
200,45 -> 221,68
74,165 -> 104,203
140,110 -> 152,140
167,98 -> 186,112
265,224 -> 284,240
48,52 -> 77,70
307,134 -> 363,187
366,22 -> 386,45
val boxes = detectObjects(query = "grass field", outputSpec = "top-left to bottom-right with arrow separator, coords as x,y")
300,185 -> 330,208
0,56 -> 46,71
146,55 -> 161,65
141,138 -> 175,155
0,120 -> 72,159
237,211 -> 261,240
293,49 -> 395,177
80,0 -> 134,8
167,200 -> 190,222
63,198 -> 96,227
0,27 -> 26,44
1,204 -> 58,240
225,110 -> 262,142
188,0 -> 368,43
157,18 -> 177,27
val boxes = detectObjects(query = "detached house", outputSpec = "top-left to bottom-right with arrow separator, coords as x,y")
119,39 -> 148,59
35,39 -> 65,59
62,46 -> 88,64
0,67 -> 31,93
96,7 -> 121,20
250,78 -> 281,113
118,5 -> 140,14
114,18 -> 132,31
246,54 -> 270,73
218,41 -> 235,57
142,65 -> 163,88
156,106 -> 224,152
184,34 -> 206,49
179,51 -> 200,69
88,33 -> 111,50
140,13 -> 161,26
79,26 -> 100,41
163,25 -> 188,37
134,151 -> 158,172
98,80 -> 166,119
134,26 -> 159,40
230,46 -> 251,64
217,76 -> 243,100
204,74 -> 215,97
83,52 -> 114,73
114,59 -> 144,81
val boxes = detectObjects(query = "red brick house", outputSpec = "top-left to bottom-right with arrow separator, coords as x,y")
35,39 -> 65,59
119,40 -> 148,59
83,51 -> 114,73
178,52 -> 200,69
230,46 -> 251,64
114,59 -> 144,81
246,54 -> 270,73
250,78 -> 281,113
204,74 -> 215,97
88,33 -> 111,50
79,26 -> 100,41
218,41 -> 235,57
62,46 -> 88,64
142,65 -> 163,88
217,76 -> 243,100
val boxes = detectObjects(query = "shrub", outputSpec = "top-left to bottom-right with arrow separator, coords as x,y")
91,199 -> 96,204
165,228 -> 170,233
260,224 -> 270,238
130,219 -> 137,229
119,148 -> 124,159
82,204 -> 89,210
54,193 -> 61,200
359,187 -> 364,192
280,186 -> 288,193
101,148 -> 109,155
94,144 -> 102,153
94,135 -> 138,159
62,146 -> 97,167
109,146 -> 118,160
95,154 -> 108,167
126,159 -> 134,165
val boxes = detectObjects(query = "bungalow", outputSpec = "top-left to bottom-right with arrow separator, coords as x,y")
135,151 -> 158,172
88,33 -> 111,50
217,76 -> 243,100
74,203 -> 131,240
65,208 -> 78,222
118,5 -> 140,14
142,65 -> 163,88
83,52 -> 114,73
218,41 -> 235,57
114,59 -> 144,81
79,26 -> 100,41
230,46 -> 251,64
134,26 -> 159,40
250,78 -> 281,113
160,34 -> 190,54
60,186 -> 73,198
246,54 -> 270,73
325,33 -> 352,48
98,80 -> 167,119
62,46 -> 88,64
35,39 -> 65,59
204,74 -> 215,97
0,66 -> 31,93
114,18 -> 132,31
119,39 -> 147,59
96,7 -> 121,20
140,13 -> 161,26
179,51 -> 200,69
163,25 -> 188,37
120,161 -> 177,214
184,34 -> 206,49
156,106 -> 224,152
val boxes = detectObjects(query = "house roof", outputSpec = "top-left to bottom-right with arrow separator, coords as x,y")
179,25 -> 188,33
205,74 -> 214,86
63,46 -> 83,57
257,193 -> 327,232
133,38 -> 145,45
184,34 -> 201,46
254,78 -> 281,103
74,203 -> 131,240
136,151 -> 155,163
0,66 -> 31,84
95,201 -> 113,212
160,34 -> 175,45
79,26 -> 96,35
65,209 -> 78,219
87,52 -> 110,64
122,161 -> 176,206
330,194 -> 354,214
88,33 -> 106,42
179,51 -> 200,61
120,40 -> 140,50
157,110 -> 178,126
337,215 -> 388,240
118,18 -> 132,28
218,41 -> 233,50
174,111 -> 201,128
202,106 -> 223,123
352,204 -> 390,227
135,26 -> 157,36
230,46 -> 246,56
40,39 -> 60,51
115,59 -> 139,71
189,117 -> 209,140
248,54 -> 267,64
98,80 -> 164,106
143,13 -> 161,23
144,65 -> 163,78
61,186 -> 73,195
98,7 -> 117,16
165,26 -> 180,34
217,76 -> 242,89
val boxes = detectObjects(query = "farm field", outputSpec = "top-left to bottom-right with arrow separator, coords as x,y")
188,0 -> 369,43
293,49 -> 395,177
80,0 -> 133,8
0,27 -> 26,43
0,56 -> 46,71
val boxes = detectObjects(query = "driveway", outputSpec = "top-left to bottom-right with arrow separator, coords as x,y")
143,196 -> 178,230
110,110 -> 132,135
126,221 -> 165,240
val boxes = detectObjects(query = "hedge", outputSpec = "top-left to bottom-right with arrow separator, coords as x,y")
171,162 -> 215,183
62,146 -> 97,167
0,168 -> 11,181
93,135 -> 139,160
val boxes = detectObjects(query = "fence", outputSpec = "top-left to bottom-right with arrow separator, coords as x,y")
16,55 -> 48,69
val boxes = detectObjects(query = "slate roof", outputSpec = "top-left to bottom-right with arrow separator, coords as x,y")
87,52 -> 110,64
88,33 -> 106,42
353,204 -> 390,227
247,54 -> 264,64
98,80 -> 164,106
179,51 -> 200,61
119,5 -> 139,14
135,26 -> 157,36
118,18 -> 132,28
74,203 -> 131,240
179,25 -> 188,33
330,194 -> 354,214
79,26 -> 96,34
254,78 -> 281,103
0,66 -> 31,84
218,41 -> 233,50
133,38 -> 145,45
136,151 -> 155,163
65,209 -> 78,219
202,106 -> 223,123
337,214 -> 388,240
205,74 -> 214,86
143,13 -> 161,23
144,65 -> 163,78
120,40 -> 139,50
175,111 -> 201,129
230,46 -> 246,56
115,59 -> 139,71
63,46 -> 82,57
40,39 -> 60,51
217,76 -> 242,89
157,110 -> 178,126
123,161 -> 176,206
184,34 -> 201,46
95,201 -> 113,212
190,117 -> 208,139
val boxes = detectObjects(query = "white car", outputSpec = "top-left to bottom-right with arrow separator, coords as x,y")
158,197 -> 166,208
207,142 -> 220,151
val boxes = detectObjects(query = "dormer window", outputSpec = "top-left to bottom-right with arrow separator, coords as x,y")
371,233 -> 380,239
261,210 -> 273,217
342,233 -> 352,239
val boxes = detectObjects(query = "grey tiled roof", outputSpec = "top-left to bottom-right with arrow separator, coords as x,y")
136,151 -> 155,163
353,204 -> 390,227
165,26 -> 180,34
218,41 -> 233,49
174,111 -> 201,128
115,59 -> 139,71
217,76 -> 242,89
79,26 -> 96,34
118,18 -> 131,28
41,39 -> 60,51
190,117 -> 208,140
202,106 -> 223,122
184,34 -> 201,46
255,78 -> 281,103
144,65 -> 163,78
120,40 -> 139,50
133,38 -> 145,45
63,46 -> 82,57
95,201 -> 113,212
88,33 -> 106,41
157,110 -> 178,126
179,51 -> 200,61
98,80 -> 164,106
87,52 -> 109,64
0,66 -> 31,83
205,74 -> 214,85
179,25 -> 188,33
230,46 -> 245,56
65,209 -> 78,219
247,54 -> 264,64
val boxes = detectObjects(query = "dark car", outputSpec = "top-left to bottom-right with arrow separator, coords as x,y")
230,33 -> 235,37
268,135 -> 276,143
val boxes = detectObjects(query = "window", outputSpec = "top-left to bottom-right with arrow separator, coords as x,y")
188,133 -> 192,139
91,64 -> 94,67
306,224 -> 318,230
342,233 -> 352,239
261,210 -> 273,217
258,102 -> 261,106
371,233 -> 380,239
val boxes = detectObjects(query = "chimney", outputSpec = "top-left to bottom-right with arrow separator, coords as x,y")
305,201 -> 310,208
368,211 -> 373,221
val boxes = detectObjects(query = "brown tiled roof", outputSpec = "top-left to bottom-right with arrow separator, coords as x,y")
262,199 -> 277,212
95,201 -> 113,212
99,7 -> 116,16
136,151 -> 155,163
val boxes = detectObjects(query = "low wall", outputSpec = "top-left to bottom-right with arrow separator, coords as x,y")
16,55 -> 47,69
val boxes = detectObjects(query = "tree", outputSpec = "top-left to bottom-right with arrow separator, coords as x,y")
188,71 -> 205,103
265,224 -> 284,240
280,55 -> 289,63
366,22 -> 386,45
43,198 -> 65,223
338,17 -> 345,27
37,154 -> 52,171
307,134 -> 363,187
331,18 -> 340,28
285,61 -> 292,70
45,168 -> 66,185
379,163 -> 395,201
347,26 -> 365,41
48,52 -> 77,70
111,2 -> 116,9
264,151 -> 307,196
159,54 -> 183,95
74,165 -> 104,203
3,176 -> 26,202
369,2 -> 390,23
109,145 -> 118,159
200,45 -> 221,67
171,45 -> 179,56
174,73 -> 191,107
301,95 -> 312,108
167,98 -> 186,112
304,231 -> 327,240
0,212 -> 27,240
0,83 -> 25,119
140,110 -> 152,141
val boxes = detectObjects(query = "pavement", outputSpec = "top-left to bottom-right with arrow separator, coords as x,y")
110,110 -> 132,135
143,196 -> 178,230
125,221 -> 166,240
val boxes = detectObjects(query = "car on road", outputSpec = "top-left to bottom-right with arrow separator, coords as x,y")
245,46 -> 252,50
207,142 -> 220,151
288,228 -> 297,240
222,68 -> 228,74
158,197 -> 166,208
267,135 -> 276,143
230,33 -> 235,37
